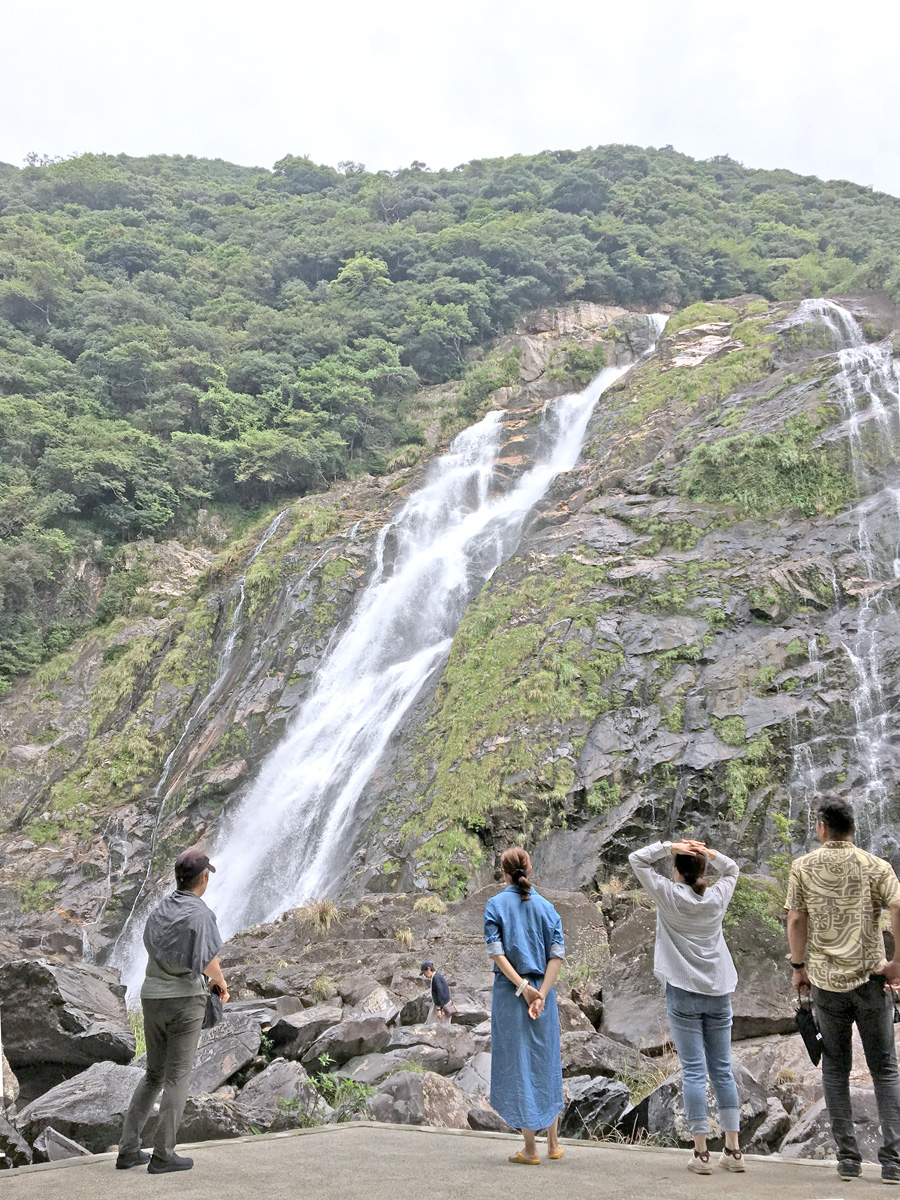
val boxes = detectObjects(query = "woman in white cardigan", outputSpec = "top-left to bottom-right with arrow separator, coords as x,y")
629,838 -> 744,1176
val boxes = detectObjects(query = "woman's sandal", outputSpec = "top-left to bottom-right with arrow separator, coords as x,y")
547,1148 -> 564,1160
508,1151 -> 541,1166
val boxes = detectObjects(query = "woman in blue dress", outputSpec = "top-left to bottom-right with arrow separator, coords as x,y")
484,846 -> 566,1165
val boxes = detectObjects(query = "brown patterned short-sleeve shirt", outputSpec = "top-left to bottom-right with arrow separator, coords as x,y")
785,841 -> 900,992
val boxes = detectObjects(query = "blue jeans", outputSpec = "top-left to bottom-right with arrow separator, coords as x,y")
665,983 -> 740,1135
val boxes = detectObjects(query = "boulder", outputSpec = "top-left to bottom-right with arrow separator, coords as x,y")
632,1061 -> 767,1148
745,1097 -> 793,1154
367,1071 -> 470,1129
339,973 -> 396,1014
267,1005 -> 342,1060
780,1088 -> 880,1161
15,1061 -> 144,1154
334,1052 -> 411,1086
383,1023 -> 474,1073
599,907 -> 795,1050
560,1075 -> 633,1139
190,1010 -> 261,1094
558,997 -> 596,1033
179,1093 -> 255,1142
454,1052 -> 492,1099
235,1058 -> 319,1129
447,997 -> 490,1028
0,1112 -> 32,1168
559,1030 -> 649,1078
303,1015 -> 390,1068
467,1103 -> 516,1134
33,1126 -> 91,1162
0,959 -> 134,1068
2,1050 -> 18,1108
399,996 -> 430,1026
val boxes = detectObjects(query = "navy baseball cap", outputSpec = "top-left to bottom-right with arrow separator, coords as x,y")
420,961 -> 434,975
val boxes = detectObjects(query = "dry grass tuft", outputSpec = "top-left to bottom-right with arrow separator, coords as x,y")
413,895 -> 447,915
395,926 -> 414,950
293,897 -> 342,935
309,973 -> 336,1002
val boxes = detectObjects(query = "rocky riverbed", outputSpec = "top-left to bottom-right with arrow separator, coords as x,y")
3,292 -> 900,1169
0,884 -> 883,1168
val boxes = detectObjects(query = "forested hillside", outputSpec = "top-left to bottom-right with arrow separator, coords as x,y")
3,144 -> 900,691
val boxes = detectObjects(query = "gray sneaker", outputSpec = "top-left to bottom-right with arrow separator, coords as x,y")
883,1162 -> 900,1185
688,1150 -> 712,1175
838,1160 -> 862,1180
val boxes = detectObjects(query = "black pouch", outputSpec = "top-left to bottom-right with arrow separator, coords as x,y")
202,986 -> 223,1030
796,999 -> 822,1065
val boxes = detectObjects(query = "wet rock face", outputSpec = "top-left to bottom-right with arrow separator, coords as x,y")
0,960 -> 133,1069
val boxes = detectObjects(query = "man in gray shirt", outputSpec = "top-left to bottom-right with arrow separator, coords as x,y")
116,847 -> 228,1174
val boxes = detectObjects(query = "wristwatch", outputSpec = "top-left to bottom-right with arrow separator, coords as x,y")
790,961 -> 806,970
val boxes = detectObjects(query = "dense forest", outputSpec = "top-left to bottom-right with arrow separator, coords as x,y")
2,143 -> 900,691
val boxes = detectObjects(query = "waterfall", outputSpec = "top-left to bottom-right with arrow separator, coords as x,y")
191,316 -> 663,946
787,302 -> 900,854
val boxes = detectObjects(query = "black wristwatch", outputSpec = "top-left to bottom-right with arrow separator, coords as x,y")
791,961 -> 805,970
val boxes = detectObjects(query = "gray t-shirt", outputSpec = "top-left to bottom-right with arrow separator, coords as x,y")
140,889 -> 224,1001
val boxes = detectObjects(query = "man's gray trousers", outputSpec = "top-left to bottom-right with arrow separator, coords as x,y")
119,994 -> 206,1161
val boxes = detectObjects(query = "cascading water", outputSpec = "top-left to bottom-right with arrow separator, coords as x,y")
109,507 -> 292,981
155,316 -> 659,948
787,302 -> 900,854
114,319 -> 666,996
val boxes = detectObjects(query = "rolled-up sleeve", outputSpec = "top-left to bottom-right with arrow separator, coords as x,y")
484,902 -> 503,957
548,906 -> 565,960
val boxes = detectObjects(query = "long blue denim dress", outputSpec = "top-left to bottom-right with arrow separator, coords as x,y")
484,885 -> 565,1131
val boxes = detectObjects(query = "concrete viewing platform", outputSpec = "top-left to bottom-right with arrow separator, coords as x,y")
2,1121 -> 885,1199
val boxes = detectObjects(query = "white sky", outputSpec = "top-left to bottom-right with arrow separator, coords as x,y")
4,0 -> 900,196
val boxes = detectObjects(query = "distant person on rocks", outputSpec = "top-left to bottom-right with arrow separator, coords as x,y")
629,837 -> 744,1175
786,796 -> 900,1186
421,961 -> 451,1024
116,847 -> 229,1175
484,846 -> 565,1165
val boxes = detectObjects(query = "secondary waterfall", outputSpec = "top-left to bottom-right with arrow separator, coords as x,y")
787,302 -> 900,854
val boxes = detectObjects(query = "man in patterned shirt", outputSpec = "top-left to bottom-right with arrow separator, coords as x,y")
786,796 -> 900,1184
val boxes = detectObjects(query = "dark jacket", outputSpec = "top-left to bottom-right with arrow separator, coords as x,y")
430,971 -> 451,1007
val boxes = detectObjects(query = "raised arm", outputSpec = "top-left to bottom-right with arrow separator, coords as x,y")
628,841 -> 675,900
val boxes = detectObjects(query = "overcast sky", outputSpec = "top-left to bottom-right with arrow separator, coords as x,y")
4,0 -> 900,196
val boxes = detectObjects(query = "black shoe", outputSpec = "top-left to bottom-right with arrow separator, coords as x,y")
148,1152 -> 194,1174
883,1163 -> 900,1185
116,1150 -> 151,1169
838,1159 -> 862,1180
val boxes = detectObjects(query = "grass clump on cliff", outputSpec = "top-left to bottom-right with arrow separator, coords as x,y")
680,414 -> 854,517
406,554 -> 624,896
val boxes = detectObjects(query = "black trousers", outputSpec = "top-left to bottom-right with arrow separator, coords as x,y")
812,976 -> 900,1166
